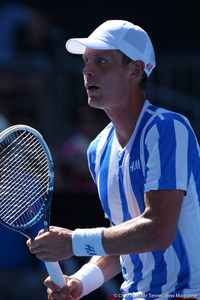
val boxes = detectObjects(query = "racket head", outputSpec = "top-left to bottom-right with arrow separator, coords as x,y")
0,125 -> 54,234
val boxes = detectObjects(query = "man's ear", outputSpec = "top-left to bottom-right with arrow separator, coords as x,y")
129,60 -> 145,81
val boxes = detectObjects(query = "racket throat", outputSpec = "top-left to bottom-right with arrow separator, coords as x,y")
15,227 -> 34,240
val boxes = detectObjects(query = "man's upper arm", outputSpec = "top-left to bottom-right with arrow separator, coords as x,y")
143,189 -> 185,247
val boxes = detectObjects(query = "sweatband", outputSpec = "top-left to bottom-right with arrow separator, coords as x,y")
72,227 -> 107,256
71,263 -> 104,299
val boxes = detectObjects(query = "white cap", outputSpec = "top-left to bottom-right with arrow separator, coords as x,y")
66,20 -> 156,77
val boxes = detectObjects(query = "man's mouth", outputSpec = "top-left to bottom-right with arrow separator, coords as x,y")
86,84 -> 98,92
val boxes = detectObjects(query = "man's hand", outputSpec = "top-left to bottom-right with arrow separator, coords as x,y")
44,275 -> 82,300
26,226 -> 74,261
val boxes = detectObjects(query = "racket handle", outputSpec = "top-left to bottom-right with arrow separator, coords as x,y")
45,261 -> 66,288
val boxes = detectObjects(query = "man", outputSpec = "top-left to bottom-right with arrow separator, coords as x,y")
27,20 -> 200,300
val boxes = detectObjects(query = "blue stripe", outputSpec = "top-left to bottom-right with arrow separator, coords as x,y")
149,250 -> 167,294
99,128 -> 114,220
157,120 -> 176,189
118,152 -> 132,222
148,104 -> 159,112
129,254 -> 143,293
88,138 -> 100,184
173,228 -> 190,292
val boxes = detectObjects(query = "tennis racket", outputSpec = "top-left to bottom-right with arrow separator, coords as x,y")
0,124 -> 66,288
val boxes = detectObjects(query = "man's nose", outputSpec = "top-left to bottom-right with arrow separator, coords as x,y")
82,60 -> 95,76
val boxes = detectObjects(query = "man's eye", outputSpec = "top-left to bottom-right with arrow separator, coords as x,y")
83,58 -> 88,64
97,57 -> 106,64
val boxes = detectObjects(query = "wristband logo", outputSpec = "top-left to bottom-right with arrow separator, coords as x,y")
85,244 -> 97,255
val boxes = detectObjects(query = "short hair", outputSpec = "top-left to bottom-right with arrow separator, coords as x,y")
119,51 -> 148,90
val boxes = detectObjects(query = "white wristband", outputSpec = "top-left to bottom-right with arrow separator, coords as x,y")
72,227 -> 107,256
71,263 -> 104,299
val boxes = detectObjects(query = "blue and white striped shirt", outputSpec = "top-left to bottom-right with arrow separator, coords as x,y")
87,100 -> 200,299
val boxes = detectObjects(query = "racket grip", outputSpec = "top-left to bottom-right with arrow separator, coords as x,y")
45,261 -> 66,288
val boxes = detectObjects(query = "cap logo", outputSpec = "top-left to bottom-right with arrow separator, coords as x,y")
146,62 -> 153,73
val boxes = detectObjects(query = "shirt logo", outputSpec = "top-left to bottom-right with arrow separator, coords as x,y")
130,159 -> 140,172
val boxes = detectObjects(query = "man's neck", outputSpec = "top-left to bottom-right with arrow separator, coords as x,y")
108,93 -> 146,148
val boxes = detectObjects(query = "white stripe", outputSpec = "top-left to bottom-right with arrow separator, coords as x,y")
95,124 -> 112,188
140,106 -> 165,177
120,254 -> 135,287
144,125 -> 161,191
107,142 -> 123,224
136,252 -> 154,292
161,246 -> 180,294
174,119 -> 188,190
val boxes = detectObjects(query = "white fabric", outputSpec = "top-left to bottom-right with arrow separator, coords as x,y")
72,227 -> 107,256
71,263 -> 104,299
65,20 -> 156,76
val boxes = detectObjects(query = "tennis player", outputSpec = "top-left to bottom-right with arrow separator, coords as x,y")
28,20 -> 200,300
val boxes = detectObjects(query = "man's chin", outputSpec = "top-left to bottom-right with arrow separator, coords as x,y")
88,98 -> 98,108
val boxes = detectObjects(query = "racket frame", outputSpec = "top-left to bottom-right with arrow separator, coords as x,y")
0,125 -> 54,238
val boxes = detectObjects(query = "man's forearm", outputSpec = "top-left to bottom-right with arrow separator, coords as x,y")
89,254 -> 121,282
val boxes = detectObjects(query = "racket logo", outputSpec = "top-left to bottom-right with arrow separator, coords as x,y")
28,205 -> 34,214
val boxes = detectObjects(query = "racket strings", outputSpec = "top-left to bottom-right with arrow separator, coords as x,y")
0,131 -> 47,178
0,136 -> 49,196
0,158 -> 47,224
0,130 -> 50,227
0,131 -> 48,199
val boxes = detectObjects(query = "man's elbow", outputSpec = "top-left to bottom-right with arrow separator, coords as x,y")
153,225 -> 177,251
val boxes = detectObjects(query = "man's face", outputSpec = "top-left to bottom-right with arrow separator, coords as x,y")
82,48 -> 132,113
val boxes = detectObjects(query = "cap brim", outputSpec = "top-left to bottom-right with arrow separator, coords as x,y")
66,38 -> 117,54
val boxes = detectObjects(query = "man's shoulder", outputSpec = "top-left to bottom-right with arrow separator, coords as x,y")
88,122 -> 114,153
145,101 -> 190,129
92,122 -> 114,143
